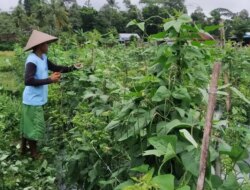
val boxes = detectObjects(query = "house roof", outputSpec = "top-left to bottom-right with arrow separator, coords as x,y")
244,32 -> 250,39
119,33 -> 140,41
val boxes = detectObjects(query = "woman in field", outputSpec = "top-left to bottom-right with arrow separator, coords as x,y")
20,30 -> 81,159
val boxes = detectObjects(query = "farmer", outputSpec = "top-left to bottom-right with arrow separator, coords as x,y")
20,30 -> 81,159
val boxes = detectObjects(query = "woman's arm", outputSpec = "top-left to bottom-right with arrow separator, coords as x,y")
47,59 -> 76,73
25,62 -> 53,86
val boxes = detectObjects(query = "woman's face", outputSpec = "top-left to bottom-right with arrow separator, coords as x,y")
39,43 -> 49,53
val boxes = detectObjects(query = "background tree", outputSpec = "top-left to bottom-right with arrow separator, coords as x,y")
107,0 -> 119,9
68,4 -> 83,30
142,4 -> 167,35
238,9 -> 249,20
122,0 -> 142,33
191,7 -> 207,26
0,12 -> 17,50
231,10 -> 250,41
24,0 -> 40,16
80,6 -> 98,32
48,0 -> 69,33
140,0 -> 187,14
95,4 -> 125,33
208,8 -> 235,38
161,0 -> 187,14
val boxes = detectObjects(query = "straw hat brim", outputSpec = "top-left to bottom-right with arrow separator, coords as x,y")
24,30 -> 58,51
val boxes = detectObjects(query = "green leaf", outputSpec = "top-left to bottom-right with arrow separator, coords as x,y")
144,145 -> 175,161
105,120 -> 120,130
163,144 -> 176,162
117,102 -> 135,118
184,46 -> 204,59
144,137 -> 176,162
157,120 -> 193,135
152,86 -> 171,102
126,20 -> 145,32
40,160 -> 48,169
178,14 -> 192,23
138,22 -> 145,32
204,40 -> 217,46
219,173 -> 239,190
209,146 -> 219,162
199,88 -> 209,104
237,161 -> 250,173
83,91 -> 96,99
191,41 -> 201,47
99,179 -> 117,186
23,187 -> 35,190
173,21 -> 182,32
172,87 -> 191,101
175,107 -> 186,118
204,25 -> 220,32
88,75 -> 99,82
126,19 -> 137,28
179,129 -> 198,148
218,141 -> 232,153
131,164 -> 149,173
210,175 -> 223,189
66,91 -> 76,96
219,143 -> 248,161
218,84 -> 231,90
152,174 -> 175,190
176,186 -> 191,190
148,136 -> 177,152
149,32 -> 167,40
141,168 -> 154,182
213,120 -> 228,130
118,109 -> 154,141
143,149 -> 165,157
114,180 -> 134,190
181,149 -> 200,176
143,136 -> 177,163
231,87 -> 250,104
228,145 -> 248,161
0,154 -> 9,161
100,95 -> 109,103
164,20 -> 175,31
46,176 -> 56,184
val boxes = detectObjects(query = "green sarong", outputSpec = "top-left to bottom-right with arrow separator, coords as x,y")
20,104 -> 45,141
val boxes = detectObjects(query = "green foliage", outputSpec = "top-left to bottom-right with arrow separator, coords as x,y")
1,13 -> 250,190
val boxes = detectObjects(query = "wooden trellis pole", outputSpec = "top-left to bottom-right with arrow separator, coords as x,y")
196,62 -> 221,190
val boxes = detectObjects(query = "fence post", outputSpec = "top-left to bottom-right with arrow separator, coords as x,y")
196,62 -> 221,190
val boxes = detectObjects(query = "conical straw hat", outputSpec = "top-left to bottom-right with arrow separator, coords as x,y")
24,30 -> 58,51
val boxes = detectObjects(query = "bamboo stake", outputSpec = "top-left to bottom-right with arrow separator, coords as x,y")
196,62 -> 221,190
224,72 -> 231,112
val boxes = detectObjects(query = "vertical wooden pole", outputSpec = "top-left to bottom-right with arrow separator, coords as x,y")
224,72 -> 231,112
196,62 -> 221,190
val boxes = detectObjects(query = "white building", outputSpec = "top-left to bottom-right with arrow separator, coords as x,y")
118,33 -> 140,42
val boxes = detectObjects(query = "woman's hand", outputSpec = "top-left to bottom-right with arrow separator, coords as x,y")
50,72 -> 61,82
74,63 -> 83,69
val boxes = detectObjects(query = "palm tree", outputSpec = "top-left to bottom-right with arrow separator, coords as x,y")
106,0 -> 118,9
49,0 -> 69,31
104,0 -> 119,27
212,8 -> 235,18
63,0 -> 77,3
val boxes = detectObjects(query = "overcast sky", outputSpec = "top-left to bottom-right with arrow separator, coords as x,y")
0,0 -> 249,16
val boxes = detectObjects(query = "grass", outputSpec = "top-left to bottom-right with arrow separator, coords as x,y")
0,51 -> 21,92
0,51 -> 15,70
0,51 -> 15,56
0,72 -> 21,92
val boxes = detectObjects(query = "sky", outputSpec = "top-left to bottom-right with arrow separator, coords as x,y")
0,0 -> 249,16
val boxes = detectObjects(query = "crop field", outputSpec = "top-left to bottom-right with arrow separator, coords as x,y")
1,14 -> 250,190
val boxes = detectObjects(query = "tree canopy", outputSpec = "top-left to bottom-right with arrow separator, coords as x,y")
0,0 -> 249,50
